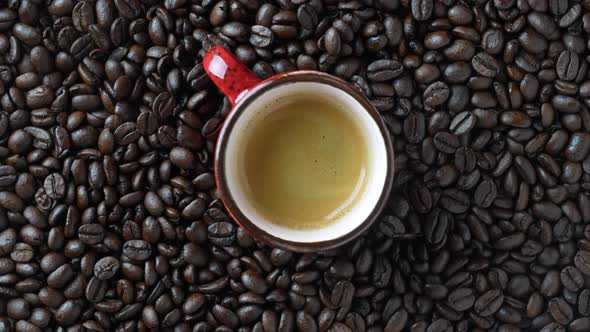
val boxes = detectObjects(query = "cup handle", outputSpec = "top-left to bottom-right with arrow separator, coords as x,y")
203,46 -> 262,106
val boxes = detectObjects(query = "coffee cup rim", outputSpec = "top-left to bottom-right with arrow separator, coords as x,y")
214,70 -> 395,252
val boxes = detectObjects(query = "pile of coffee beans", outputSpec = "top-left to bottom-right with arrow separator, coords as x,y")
1,0 -> 590,331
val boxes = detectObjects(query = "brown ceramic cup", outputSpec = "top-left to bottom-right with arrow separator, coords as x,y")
204,46 -> 394,252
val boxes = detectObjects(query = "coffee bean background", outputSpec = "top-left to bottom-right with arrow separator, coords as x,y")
1,0 -> 590,331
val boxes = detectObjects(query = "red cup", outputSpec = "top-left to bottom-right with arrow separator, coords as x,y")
204,46 -> 394,252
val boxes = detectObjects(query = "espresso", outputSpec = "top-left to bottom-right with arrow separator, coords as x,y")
241,97 -> 369,229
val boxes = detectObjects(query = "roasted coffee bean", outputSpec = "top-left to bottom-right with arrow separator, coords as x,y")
474,180 -> 497,208
123,239 -> 152,261
560,266 -> 584,292
324,28 -> 341,56
255,4 -> 278,28
94,256 -> 119,280
424,209 -> 450,246
0,230 -> 17,258
571,317 -> 590,332
10,242 -> 33,262
250,25 -> 273,48
440,188 -> 470,213
367,59 -> 403,82
579,289 -> 590,316
556,51 -> 580,81
411,0 -> 433,21
86,276 -> 107,303
548,298 -> 573,324
271,11 -> 298,40
574,251 -> 590,275
78,224 -> 104,245
423,81 -> 450,107
433,132 -> 460,154
43,173 -> 66,199
565,133 -> 590,162
447,288 -> 475,311
474,290 -> 504,317
380,215 -> 406,238
0,9 -> 17,31
404,112 -> 425,144
450,111 -> 477,135
0,192 -> 25,211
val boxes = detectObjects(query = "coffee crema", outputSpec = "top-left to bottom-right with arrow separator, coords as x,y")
240,97 -> 369,229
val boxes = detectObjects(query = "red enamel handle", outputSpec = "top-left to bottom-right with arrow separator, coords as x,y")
203,46 -> 262,106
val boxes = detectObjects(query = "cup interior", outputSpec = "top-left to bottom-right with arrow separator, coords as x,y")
221,79 -> 390,244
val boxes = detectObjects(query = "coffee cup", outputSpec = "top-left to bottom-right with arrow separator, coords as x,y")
204,46 -> 394,252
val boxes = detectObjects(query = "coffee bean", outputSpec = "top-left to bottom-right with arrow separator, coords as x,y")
0,192 -> 25,211
123,239 -> 152,261
78,224 -> 104,245
55,300 -> 84,326
241,270 -> 269,294
0,8 -> 17,30
474,289 -> 504,317
296,310 -> 317,331
136,112 -> 158,136
9,242 -> 33,263
560,266 -> 584,292
556,51 -> 580,81
548,298 -> 573,324
474,180 -> 497,208
384,309 -> 408,331
450,111 -> 477,135
552,95 -> 582,113
94,256 -> 119,280
565,133 -> 590,162
43,173 -> 66,200
423,81 -> 450,107
571,317 -> 590,332
114,122 -> 139,145
433,132 -> 460,154
367,59 -> 403,82
447,288 -> 475,311
86,276 -> 107,303
182,243 -> 208,267
271,11 -> 298,40
297,4 -> 317,31
440,188 -> 470,214
250,25 -> 273,48
411,0 -> 433,21
13,22 -> 41,46
425,209 -> 450,246
0,228 -> 17,256
578,289 -> 590,316
278,310 -> 295,331
481,28 -> 503,54
169,147 -> 196,170
7,298 -> 30,320
404,112 -> 425,144
379,215 -> 406,238
574,250 -> 590,275
472,52 -> 500,77
324,28 -> 341,56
